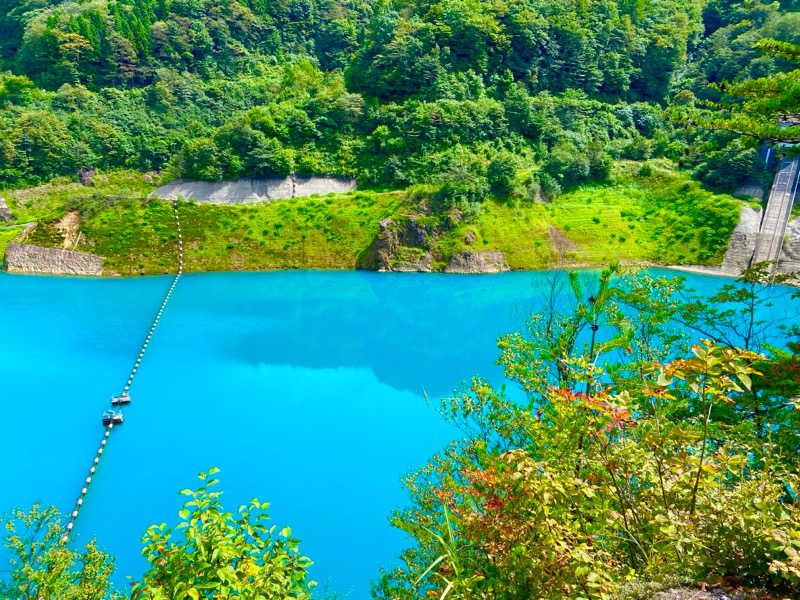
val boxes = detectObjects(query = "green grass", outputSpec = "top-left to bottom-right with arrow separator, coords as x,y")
0,161 -> 744,275
0,226 -> 26,256
1,170 -> 158,224
76,190 -> 404,275
439,160 -> 743,268
442,205 -> 555,269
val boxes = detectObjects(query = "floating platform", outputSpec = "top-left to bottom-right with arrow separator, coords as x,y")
102,411 -> 123,426
111,393 -> 131,406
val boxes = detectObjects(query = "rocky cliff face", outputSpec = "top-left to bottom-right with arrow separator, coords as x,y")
4,242 -> 103,276
151,176 -> 356,204
358,215 -> 438,272
444,250 -> 509,274
358,214 -> 510,274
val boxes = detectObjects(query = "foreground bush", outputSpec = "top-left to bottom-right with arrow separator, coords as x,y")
376,266 -> 800,599
1,471 -> 314,600
0,505 -> 117,600
131,469 -> 314,600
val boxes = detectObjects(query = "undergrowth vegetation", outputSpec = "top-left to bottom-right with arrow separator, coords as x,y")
375,265 -> 800,599
1,162 -> 742,274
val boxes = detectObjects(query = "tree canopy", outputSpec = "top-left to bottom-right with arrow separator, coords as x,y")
0,0 -> 796,196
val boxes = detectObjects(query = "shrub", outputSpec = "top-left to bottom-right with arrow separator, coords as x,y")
0,505 -> 116,599
376,269 -> 800,599
130,469 -> 315,599
539,172 -> 561,200
487,151 -> 520,198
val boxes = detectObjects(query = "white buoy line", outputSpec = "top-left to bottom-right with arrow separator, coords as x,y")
62,202 -> 184,543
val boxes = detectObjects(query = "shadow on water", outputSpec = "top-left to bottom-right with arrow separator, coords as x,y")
171,271 -> 564,397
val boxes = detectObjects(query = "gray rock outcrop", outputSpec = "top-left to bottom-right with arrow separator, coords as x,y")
391,250 -> 434,272
721,206 -> 762,275
0,196 -> 12,222
77,166 -> 96,187
358,215 -> 439,272
734,182 -> 765,201
151,176 -> 356,204
4,242 -> 103,276
444,250 -> 509,274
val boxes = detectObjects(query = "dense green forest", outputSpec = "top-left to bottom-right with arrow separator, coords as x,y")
0,0 -> 798,201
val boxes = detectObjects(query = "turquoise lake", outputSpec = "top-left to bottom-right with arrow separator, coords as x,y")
1,269 -> 797,598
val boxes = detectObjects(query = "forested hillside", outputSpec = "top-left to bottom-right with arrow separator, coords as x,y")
0,0 -> 797,197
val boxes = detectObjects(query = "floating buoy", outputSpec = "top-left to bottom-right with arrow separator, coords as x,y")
70,203 -> 182,542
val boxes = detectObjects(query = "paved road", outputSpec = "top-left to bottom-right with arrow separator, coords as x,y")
752,154 -> 800,267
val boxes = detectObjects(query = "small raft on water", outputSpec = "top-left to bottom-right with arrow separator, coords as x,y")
111,393 -> 131,406
102,411 -> 123,426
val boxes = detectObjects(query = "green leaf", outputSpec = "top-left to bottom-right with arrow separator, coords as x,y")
737,371 -> 752,390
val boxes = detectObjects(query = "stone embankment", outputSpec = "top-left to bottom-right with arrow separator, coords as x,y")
675,205 -> 800,278
779,215 -> 800,273
3,242 -> 103,276
151,176 -> 356,204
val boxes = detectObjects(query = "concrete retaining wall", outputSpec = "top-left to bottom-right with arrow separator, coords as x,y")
720,207 -> 800,276
3,242 -> 103,276
151,176 -> 356,204
778,216 -> 800,274
721,206 -> 762,275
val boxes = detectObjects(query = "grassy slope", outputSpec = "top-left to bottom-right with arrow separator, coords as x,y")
0,170 -> 157,256
85,191 -> 404,275
438,160 -> 743,269
0,161 -> 744,275
458,163 -> 742,268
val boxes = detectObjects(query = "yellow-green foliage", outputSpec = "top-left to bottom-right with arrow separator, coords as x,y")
0,227 -> 24,256
444,160 -> 742,268
2,170 -> 157,223
0,170 -> 158,256
78,191 -> 403,276
0,162 -> 742,274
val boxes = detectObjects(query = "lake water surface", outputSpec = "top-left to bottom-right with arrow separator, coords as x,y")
1,269 -> 796,598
